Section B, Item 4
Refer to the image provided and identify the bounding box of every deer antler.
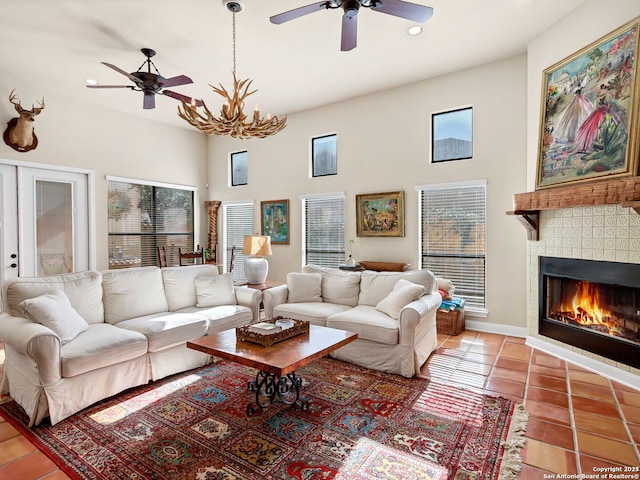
[8,89,44,115]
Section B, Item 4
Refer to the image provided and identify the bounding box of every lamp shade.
[242,235,272,256]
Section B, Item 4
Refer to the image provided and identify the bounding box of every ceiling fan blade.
[86,85,134,89]
[143,93,156,109]
[162,90,203,107]
[160,75,193,88]
[371,0,433,22]
[341,11,358,51]
[101,62,143,84]
[270,1,329,24]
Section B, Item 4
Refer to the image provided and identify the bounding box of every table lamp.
[242,235,272,284]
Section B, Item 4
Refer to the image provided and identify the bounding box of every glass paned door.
[35,180,74,275]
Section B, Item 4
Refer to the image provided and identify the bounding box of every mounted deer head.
[3,89,45,152]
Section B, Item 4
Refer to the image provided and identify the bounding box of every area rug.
[0,357,527,480]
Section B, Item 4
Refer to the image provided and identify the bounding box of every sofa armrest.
[0,313,62,385]
[234,286,263,321]
[397,292,441,346]
[262,285,289,319]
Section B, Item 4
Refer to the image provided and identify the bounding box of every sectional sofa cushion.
[3,270,104,324]
[19,290,89,344]
[161,264,221,311]
[274,302,351,326]
[326,305,399,345]
[302,265,361,307]
[195,273,236,307]
[286,273,322,303]
[102,267,169,324]
[375,279,426,320]
[358,270,433,306]
[115,312,209,352]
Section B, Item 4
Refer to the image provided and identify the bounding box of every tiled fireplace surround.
[526,204,640,389]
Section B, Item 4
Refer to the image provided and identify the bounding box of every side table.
[244,280,285,318]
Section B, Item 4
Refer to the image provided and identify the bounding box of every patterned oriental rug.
[0,357,528,480]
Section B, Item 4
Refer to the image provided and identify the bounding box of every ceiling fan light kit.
[270,0,433,51]
[177,0,287,139]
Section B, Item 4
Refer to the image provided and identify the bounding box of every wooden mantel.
[506,177,640,240]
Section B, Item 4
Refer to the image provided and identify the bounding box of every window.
[301,193,345,267]
[431,107,473,162]
[107,177,196,268]
[311,134,337,177]
[418,180,486,310]
[223,201,254,283]
[230,151,248,186]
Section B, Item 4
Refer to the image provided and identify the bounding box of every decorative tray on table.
[236,317,309,347]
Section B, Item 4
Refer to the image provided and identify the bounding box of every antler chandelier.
[178,1,286,139]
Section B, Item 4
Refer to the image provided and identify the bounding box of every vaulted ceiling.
[1,0,587,129]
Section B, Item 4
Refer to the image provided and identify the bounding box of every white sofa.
[263,265,441,378]
[0,264,261,426]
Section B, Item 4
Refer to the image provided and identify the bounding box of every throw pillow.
[19,290,89,344]
[287,273,322,303]
[375,279,426,320]
[195,273,236,307]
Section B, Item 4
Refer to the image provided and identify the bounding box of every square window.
[231,151,248,186]
[431,107,473,162]
[312,134,337,177]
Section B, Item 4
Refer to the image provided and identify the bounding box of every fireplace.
[539,256,640,369]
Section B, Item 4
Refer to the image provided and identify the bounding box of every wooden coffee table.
[187,324,357,414]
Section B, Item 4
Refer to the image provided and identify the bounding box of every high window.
[301,193,345,267]
[223,201,254,283]
[107,177,196,268]
[230,151,248,186]
[417,180,486,311]
[311,134,337,177]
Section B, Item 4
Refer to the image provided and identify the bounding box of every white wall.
[0,81,208,271]
[208,54,528,328]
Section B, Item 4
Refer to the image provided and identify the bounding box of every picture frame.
[536,18,640,190]
[261,199,289,245]
[431,107,473,163]
[311,133,337,177]
[356,191,404,237]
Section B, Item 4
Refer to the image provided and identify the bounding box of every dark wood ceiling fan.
[270,0,433,51]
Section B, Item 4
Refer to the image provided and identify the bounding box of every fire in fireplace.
[539,256,640,369]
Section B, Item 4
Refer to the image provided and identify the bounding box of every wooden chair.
[229,245,236,273]
[179,247,204,266]
[157,245,180,268]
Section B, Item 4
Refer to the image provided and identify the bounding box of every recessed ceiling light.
[85,79,98,86]
[407,25,423,36]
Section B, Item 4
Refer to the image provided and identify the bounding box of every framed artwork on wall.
[431,107,473,163]
[356,191,404,237]
[261,199,289,244]
[311,133,337,177]
[536,18,640,190]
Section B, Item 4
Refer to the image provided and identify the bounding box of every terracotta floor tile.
[568,370,610,387]
[522,438,577,474]
[531,353,566,369]
[567,362,592,372]
[490,367,527,383]
[0,422,20,443]
[620,403,640,424]
[575,431,638,466]
[474,332,506,344]
[0,436,38,464]
[494,357,529,372]
[448,370,487,389]
[456,359,492,376]
[41,472,73,480]
[517,463,556,479]
[0,450,58,480]
[466,343,501,355]
[612,380,640,393]
[527,386,569,408]
[525,417,574,450]
[419,364,453,381]
[505,336,526,344]
[616,389,640,407]
[579,454,629,473]
[571,381,616,403]
[499,343,532,362]
[571,395,622,419]
[484,377,525,398]
[435,346,467,359]
[528,373,568,392]
[525,399,571,425]
[530,363,567,379]
[573,410,630,441]
[627,423,640,444]
[460,351,496,365]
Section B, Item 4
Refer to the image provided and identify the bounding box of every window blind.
[107,179,195,268]
[224,202,254,283]
[303,194,345,267]
[419,181,486,310]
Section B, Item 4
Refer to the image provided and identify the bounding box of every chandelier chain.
[232,12,236,76]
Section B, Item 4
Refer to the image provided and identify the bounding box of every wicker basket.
[436,308,465,335]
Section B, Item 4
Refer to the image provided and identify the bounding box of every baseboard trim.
[526,336,640,390]
[465,319,527,338]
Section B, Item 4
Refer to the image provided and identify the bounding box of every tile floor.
[0,332,639,479]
